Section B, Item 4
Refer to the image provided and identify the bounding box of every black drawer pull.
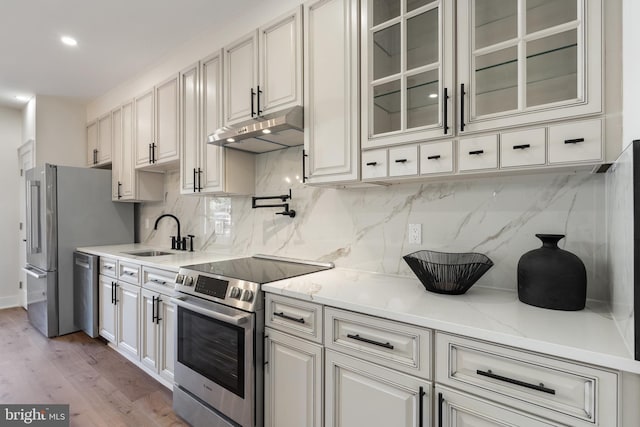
[366,161,378,166]
[346,333,394,350]
[476,369,556,395]
[427,155,441,160]
[469,150,484,155]
[274,311,305,324]
[394,158,408,163]
[513,144,530,150]
[564,138,585,144]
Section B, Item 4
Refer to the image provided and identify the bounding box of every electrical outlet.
[408,223,422,244]
[215,220,224,235]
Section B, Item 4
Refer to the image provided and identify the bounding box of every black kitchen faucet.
[153,214,194,251]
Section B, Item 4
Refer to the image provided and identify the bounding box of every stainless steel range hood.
[208,106,303,153]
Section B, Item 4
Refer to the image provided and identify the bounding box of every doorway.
[17,140,34,309]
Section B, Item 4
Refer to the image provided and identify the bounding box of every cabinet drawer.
[420,141,454,175]
[100,257,117,278]
[436,333,618,426]
[325,307,431,379]
[361,149,388,180]
[118,260,141,285]
[458,135,498,171]
[500,128,546,168]
[142,266,176,294]
[388,146,418,177]
[548,119,602,164]
[266,294,323,343]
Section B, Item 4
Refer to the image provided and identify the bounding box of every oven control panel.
[174,269,261,311]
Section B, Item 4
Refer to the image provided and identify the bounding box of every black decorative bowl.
[403,250,494,295]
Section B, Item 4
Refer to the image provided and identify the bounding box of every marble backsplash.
[607,142,635,355]
[140,146,608,301]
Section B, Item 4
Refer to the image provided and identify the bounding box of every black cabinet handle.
[93,149,98,165]
[469,150,484,155]
[346,333,394,349]
[476,369,556,395]
[366,161,378,166]
[250,88,256,117]
[443,87,449,135]
[151,295,156,323]
[117,181,122,199]
[418,386,425,427]
[197,168,203,191]
[302,149,308,183]
[148,143,152,164]
[427,155,441,160]
[257,85,263,115]
[152,143,156,163]
[394,159,408,163]
[193,168,197,192]
[513,144,531,150]
[113,283,118,305]
[111,282,115,304]
[460,83,466,132]
[156,297,162,324]
[438,392,443,427]
[564,138,585,144]
[273,311,305,324]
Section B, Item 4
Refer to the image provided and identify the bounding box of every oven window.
[177,306,245,398]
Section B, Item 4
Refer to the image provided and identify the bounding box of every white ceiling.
[0,0,254,109]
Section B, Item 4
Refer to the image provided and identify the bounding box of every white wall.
[35,96,86,167]
[0,106,23,307]
[86,0,302,120]
[623,0,640,149]
[22,97,35,143]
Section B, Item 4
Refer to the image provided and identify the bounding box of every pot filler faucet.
[153,214,194,251]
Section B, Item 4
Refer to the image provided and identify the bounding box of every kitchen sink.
[122,250,173,257]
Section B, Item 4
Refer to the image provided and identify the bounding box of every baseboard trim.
[0,295,19,309]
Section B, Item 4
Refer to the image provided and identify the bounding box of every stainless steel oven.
[172,255,332,427]
[172,294,262,427]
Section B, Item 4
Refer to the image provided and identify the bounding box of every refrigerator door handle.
[23,266,47,279]
[26,180,42,254]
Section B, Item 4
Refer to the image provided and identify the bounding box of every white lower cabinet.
[98,275,139,362]
[116,281,140,360]
[437,386,563,427]
[98,258,176,389]
[98,275,116,343]
[325,349,431,427]
[141,288,176,384]
[264,327,323,427]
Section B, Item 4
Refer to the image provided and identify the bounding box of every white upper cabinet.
[224,6,302,127]
[87,113,112,167]
[362,0,455,149]
[135,75,180,170]
[304,0,360,185]
[457,0,602,134]
[179,53,255,196]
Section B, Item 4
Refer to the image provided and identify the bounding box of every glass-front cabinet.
[361,0,602,149]
[362,0,454,148]
[458,0,602,134]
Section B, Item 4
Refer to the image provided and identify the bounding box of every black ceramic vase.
[517,234,586,311]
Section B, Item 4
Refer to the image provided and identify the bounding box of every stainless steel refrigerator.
[24,164,134,337]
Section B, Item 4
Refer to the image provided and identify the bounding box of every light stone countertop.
[262,267,640,375]
[75,244,640,374]
[76,244,238,272]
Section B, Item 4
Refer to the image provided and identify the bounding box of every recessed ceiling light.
[15,95,30,102]
[61,36,78,47]
[429,93,438,98]
[226,138,236,143]
[262,129,272,134]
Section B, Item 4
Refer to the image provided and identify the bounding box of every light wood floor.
[0,307,187,427]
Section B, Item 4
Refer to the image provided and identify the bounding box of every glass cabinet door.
[458,0,602,133]
[362,0,454,148]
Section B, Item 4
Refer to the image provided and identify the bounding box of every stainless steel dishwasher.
[73,251,99,338]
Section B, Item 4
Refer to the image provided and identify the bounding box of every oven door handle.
[170,297,251,325]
